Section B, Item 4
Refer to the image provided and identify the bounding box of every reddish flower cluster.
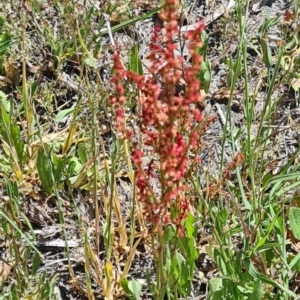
[111,0,207,235]
[204,152,245,200]
[222,152,244,179]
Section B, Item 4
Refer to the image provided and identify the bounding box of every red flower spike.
[110,1,210,235]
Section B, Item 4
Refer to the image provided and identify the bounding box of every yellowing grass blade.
[121,235,143,279]
[103,260,114,300]
[62,121,77,154]
[113,185,128,248]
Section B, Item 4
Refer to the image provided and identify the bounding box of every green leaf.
[250,280,263,300]
[0,177,43,257]
[120,278,131,295]
[209,277,223,292]
[245,259,297,297]
[289,207,300,240]
[251,215,278,254]
[128,279,142,300]
[162,225,175,246]
[10,118,24,165]
[214,248,230,276]
[84,56,96,68]
[260,38,272,68]
[66,159,77,178]
[32,253,41,276]
[100,6,162,36]
[51,151,70,183]
[78,144,90,164]
[171,251,184,276]
[291,78,300,92]
[0,91,12,114]
[200,60,211,93]
[268,173,300,202]
[128,44,143,75]
[0,104,24,165]
[55,107,74,123]
[37,147,53,194]
[30,81,39,97]
[288,252,300,271]
[185,213,195,239]
[146,269,152,293]
[0,104,12,142]
[0,32,13,55]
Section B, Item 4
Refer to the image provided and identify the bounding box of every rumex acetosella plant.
[110,0,215,298]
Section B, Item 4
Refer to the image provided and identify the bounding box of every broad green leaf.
[200,60,211,93]
[51,151,70,183]
[289,207,300,240]
[185,213,195,238]
[128,279,142,300]
[165,248,172,272]
[78,144,90,164]
[0,91,12,113]
[55,107,74,122]
[250,280,263,300]
[84,56,96,68]
[120,278,131,296]
[171,251,184,277]
[209,277,223,292]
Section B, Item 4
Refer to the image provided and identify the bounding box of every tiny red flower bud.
[194,108,202,122]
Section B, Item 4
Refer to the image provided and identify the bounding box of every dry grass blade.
[121,235,143,279]
[62,121,77,154]
[112,184,128,248]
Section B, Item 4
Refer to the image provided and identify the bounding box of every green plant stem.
[88,91,100,255]
[21,32,33,143]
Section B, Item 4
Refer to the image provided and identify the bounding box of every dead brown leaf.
[3,56,20,87]
[284,9,293,22]
[0,261,11,286]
